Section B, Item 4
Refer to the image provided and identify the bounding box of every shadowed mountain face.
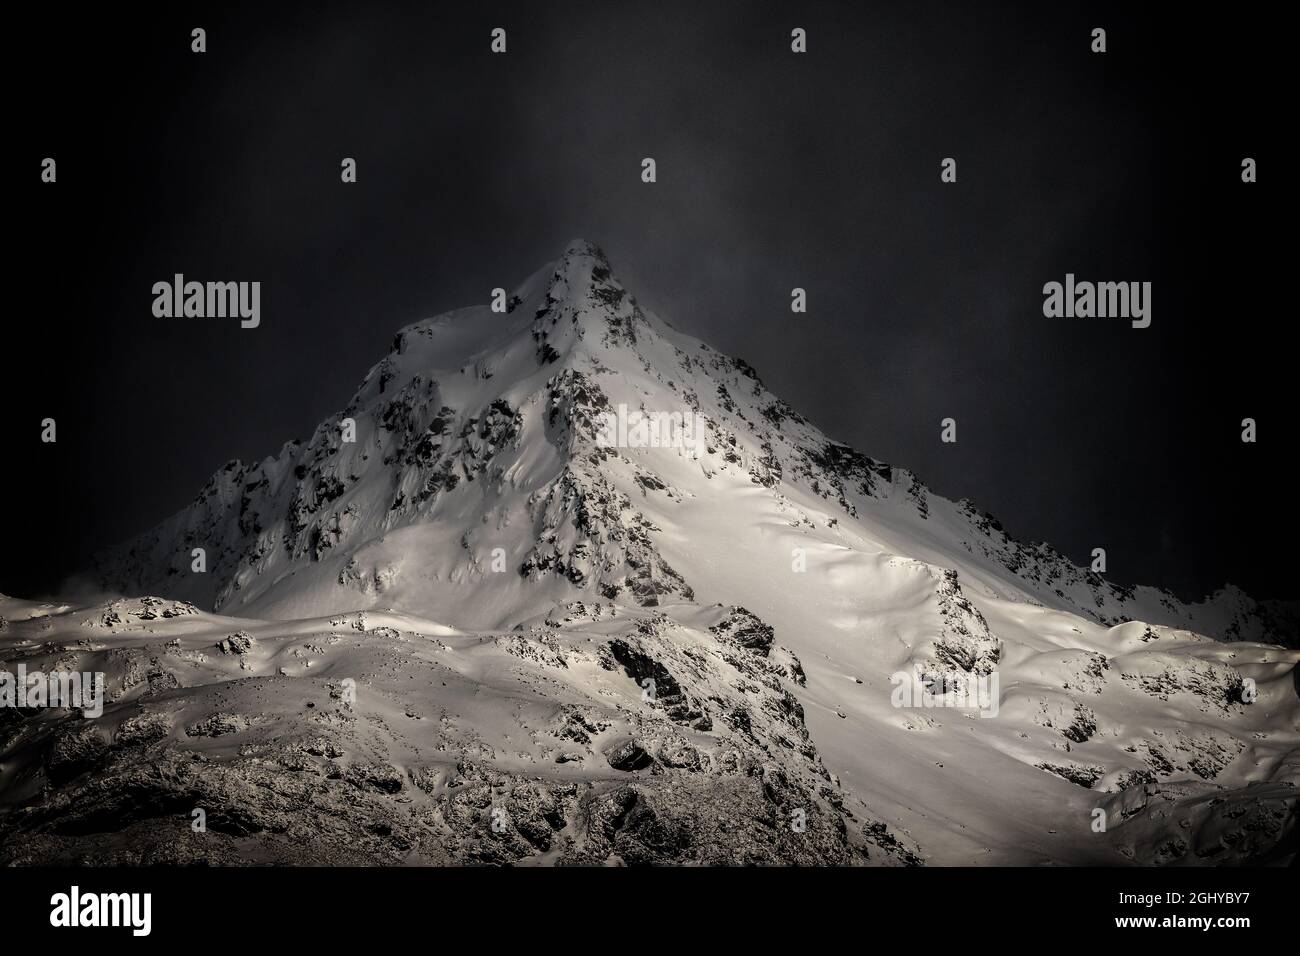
[2,242,1296,866]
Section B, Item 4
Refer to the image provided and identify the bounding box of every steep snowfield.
[3,241,1296,864]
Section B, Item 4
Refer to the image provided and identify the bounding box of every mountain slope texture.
[2,240,1295,865]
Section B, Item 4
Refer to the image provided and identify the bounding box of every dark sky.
[8,1,1289,603]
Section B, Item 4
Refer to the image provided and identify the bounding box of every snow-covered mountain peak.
[13,241,1296,865]
[93,240,1295,650]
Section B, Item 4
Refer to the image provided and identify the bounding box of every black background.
[6,1,1290,603]
[1,865,1285,941]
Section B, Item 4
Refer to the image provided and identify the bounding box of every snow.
[3,239,1296,865]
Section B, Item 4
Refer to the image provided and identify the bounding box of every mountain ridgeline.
[94,241,1293,646]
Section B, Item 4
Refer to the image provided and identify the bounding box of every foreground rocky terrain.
[0,596,921,865]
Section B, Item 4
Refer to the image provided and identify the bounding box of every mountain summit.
[95,239,1294,645]
[3,241,1294,865]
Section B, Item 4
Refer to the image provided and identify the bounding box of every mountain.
[92,240,1296,644]
[2,240,1296,865]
